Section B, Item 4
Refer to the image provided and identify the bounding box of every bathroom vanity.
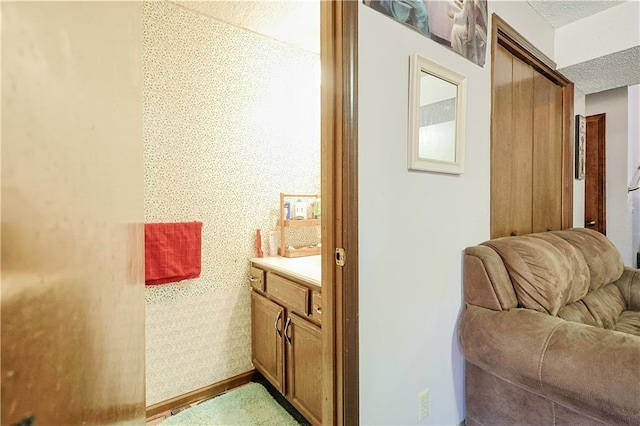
[249,255,322,425]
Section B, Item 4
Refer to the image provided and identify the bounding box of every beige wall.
[2,2,145,424]
[143,1,320,404]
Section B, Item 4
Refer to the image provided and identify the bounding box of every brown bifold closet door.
[491,15,573,239]
[491,45,534,238]
[532,74,564,233]
[1,2,145,425]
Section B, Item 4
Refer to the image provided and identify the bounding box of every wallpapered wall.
[143,0,320,405]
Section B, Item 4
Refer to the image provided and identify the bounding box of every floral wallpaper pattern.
[143,0,320,405]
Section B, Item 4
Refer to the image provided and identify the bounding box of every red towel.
[145,222,202,285]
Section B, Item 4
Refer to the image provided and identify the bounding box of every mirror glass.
[408,54,466,174]
[418,71,457,163]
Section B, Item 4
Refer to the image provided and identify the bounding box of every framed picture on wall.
[575,114,586,180]
[362,0,489,67]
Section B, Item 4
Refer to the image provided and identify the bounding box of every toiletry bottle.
[314,195,321,219]
[307,200,314,219]
[293,199,305,220]
[268,230,277,256]
[284,201,291,220]
[256,229,264,258]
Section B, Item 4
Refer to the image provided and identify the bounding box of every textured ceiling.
[170,1,637,94]
[173,1,320,54]
[526,0,626,28]
[528,0,639,94]
[559,46,640,94]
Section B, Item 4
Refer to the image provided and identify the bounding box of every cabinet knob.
[585,220,596,227]
[314,305,322,314]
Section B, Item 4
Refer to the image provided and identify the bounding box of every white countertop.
[250,255,321,288]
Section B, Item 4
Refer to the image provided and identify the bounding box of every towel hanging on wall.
[145,221,202,285]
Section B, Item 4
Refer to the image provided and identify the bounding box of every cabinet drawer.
[249,267,265,292]
[267,272,309,315]
[309,291,322,324]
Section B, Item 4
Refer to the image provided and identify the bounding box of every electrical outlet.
[418,389,429,421]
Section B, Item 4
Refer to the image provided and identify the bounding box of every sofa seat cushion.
[616,311,640,336]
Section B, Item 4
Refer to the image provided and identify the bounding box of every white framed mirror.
[408,54,467,174]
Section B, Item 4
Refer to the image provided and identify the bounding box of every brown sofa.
[459,228,640,425]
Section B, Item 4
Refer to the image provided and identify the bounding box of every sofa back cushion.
[482,234,590,315]
[557,283,626,328]
[551,228,624,290]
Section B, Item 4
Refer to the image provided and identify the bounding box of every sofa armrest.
[459,305,640,424]
[615,267,640,310]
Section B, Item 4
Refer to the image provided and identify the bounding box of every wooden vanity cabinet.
[250,267,322,426]
[250,292,285,393]
[286,313,322,425]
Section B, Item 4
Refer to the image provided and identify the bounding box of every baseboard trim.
[146,370,259,419]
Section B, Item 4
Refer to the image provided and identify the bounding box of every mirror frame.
[408,54,467,174]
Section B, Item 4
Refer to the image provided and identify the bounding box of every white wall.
[628,84,640,265]
[490,0,555,59]
[358,2,556,424]
[555,1,640,69]
[586,87,632,266]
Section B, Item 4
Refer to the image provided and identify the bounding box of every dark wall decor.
[575,114,586,180]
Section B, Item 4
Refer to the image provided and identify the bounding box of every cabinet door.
[251,292,285,393]
[286,313,322,426]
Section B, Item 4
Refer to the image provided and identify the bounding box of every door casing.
[321,1,359,425]
[585,113,607,234]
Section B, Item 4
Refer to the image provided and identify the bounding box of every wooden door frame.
[321,1,359,425]
[490,14,574,233]
[585,113,607,234]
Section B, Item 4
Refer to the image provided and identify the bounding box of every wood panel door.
[585,114,607,234]
[491,45,533,238]
[286,313,323,426]
[532,73,564,233]
[490,14,573,239]
[251,292,285,394]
